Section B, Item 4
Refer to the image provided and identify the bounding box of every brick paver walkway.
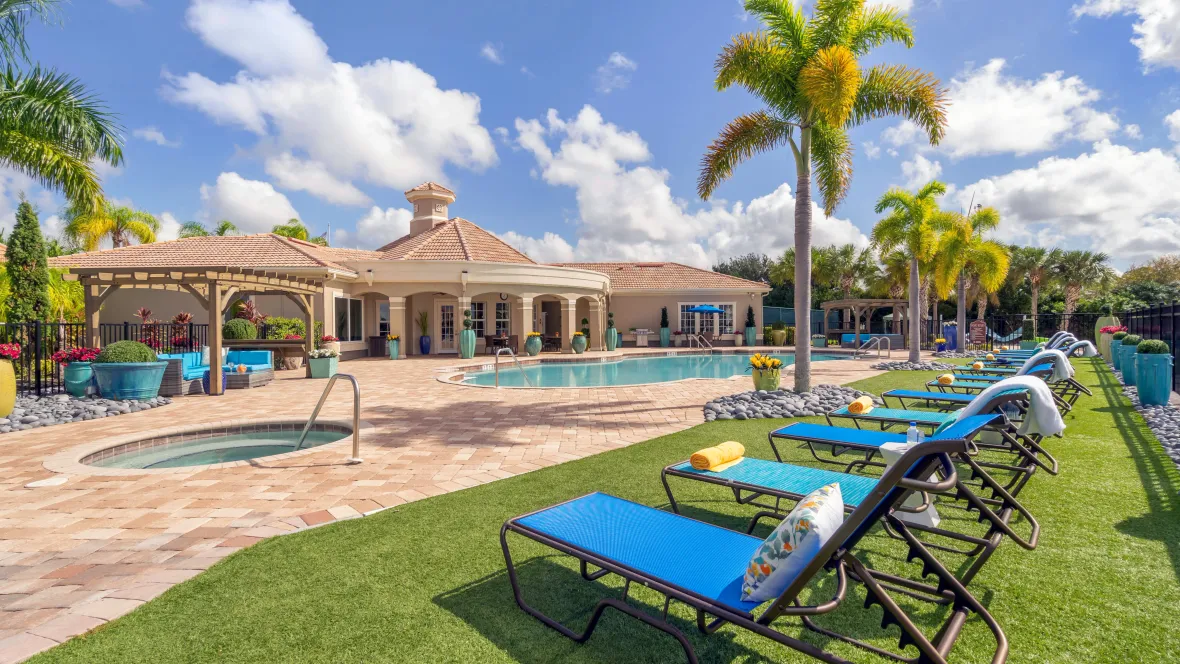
[0,348,885,661]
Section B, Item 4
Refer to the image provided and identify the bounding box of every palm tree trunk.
[956,272,966,349]
[794,154,813,393]
[1030,281,1039,338]
[1063,284,1078,329]
[976,292,988,320]
[908,258,920,363]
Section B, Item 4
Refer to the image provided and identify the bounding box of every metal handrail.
[687,334,713,349]
[854,335,890,359]
[495,347,533,388]
[293,372,362,463]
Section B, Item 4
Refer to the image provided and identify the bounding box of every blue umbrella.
[685,305,725,314]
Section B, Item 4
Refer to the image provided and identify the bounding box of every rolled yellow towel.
[937,373,955,385]
[972,361,984,370]
[847,395,874,415]
[985,353,995,361]
[690,441,746,471]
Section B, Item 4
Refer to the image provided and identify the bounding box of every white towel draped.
[1064,340,1099,357]
[959,376,1066,438]
[1018,349,1074,383]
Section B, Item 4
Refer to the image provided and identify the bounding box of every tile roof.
[48,234,362,276]
[552,262,769,291]
[404,181,455,196]
[376,218,535,264]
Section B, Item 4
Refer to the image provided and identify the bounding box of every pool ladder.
[494,347,533,388]
[293,373,362,464]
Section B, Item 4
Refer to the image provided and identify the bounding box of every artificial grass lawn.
[34,359,1180,663]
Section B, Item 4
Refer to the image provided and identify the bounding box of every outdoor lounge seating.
[503,434,1010,663]
[159,349,274,396]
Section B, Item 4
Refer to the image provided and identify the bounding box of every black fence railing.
[0,322,86,396]
[99,323,209,354]
[973,313,1106,351]
[1124,303,1179,394]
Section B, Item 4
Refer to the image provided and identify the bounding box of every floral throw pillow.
[742,482,844,603]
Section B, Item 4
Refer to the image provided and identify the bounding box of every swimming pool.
[82,423,352,469]
[461,353,846,388]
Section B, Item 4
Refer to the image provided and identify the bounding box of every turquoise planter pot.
[1112,343,1125,370]
[1019,340,1039,350]
[92,361,168,400]
[744,326,756,347]
[309,356,338,378]
[660,328,671,348]
[459,329,476,359]
[388,339,400,359]
[1136,353,1174,406]
[525,335,542,356]
[605,328,618,351]
[571,335,587,354]
[63,362,94,397]
[1119,346,1139,384]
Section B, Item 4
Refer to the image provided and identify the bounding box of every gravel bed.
[704,384,882,421]
[1120,382,1180,470]
[870,360,958,371]
[0,394,172,433]
[932,351,978,359]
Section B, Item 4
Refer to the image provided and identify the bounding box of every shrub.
[745,305,756,328]
[4,200,50,322]
[660,307,669,328]
[1112,331,1128,341]
[463,309,473,331]
[264,316,322,341]
[1100,304,1113,315]
[607,312,615,329]
[223,318,257,340]
[1121,334,1142,346]
[1138,339,1170,354]
[763,326,772,344]
[95,340,158,363]
[771,320,786,331]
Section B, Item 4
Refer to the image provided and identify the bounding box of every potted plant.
[770,321,788,347]
[222,318,257,341]
[1111,331,1128,370]
[52,347,100,397]
[673,330,684,347]
[525,331,542,356]
[1136,339,1173,406]
[1094,304,1120,351]
[308,347,339,378]
[387,334,400,359]
[581,317,590,339]
[811,334,826,348]
[605,312,618,351]
[748,353,783,391]
[0,343,18,417]
[90,340,169,400]
[416,310,430,355]
[660,307,671,347]
[571,331,587,354]
[1019,321,1037,351]
[1099,324,1125,364]
[459,309,476,359]
[744,306,757,347]
[1119,334,1142,385]
[283,334,305,369]
[935,337,947,352]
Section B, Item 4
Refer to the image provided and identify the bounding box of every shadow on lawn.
[1091,359,1180,580]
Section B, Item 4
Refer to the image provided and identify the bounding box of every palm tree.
[62,200,158,250]
[876,250,909,299]
[821,243,874,299]
[935,206,1009,333]
[1053,250,1114,327]
[0,2,123,211]
[769,246,826,287]
[271,218,327,246]
[870,181,954,362]
[1007,245,1061,337]
[179,219,239,238]
[697,0,947,390]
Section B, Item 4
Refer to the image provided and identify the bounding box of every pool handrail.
[854,335,890,360]
[294,372,362,463]
[494,347,533,388]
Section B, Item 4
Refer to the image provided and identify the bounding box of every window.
[719,304,735,334]
[679,302,737,336]
[679,305,696,334]
[378,302,390,336]
[470,302,486,337]
[334,296,363,341]
[495,302,511,335]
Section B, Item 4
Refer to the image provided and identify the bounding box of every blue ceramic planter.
[1112,342,1125,370]
[1119,345,1139,384]
[1136,353,1174,406]
[92,361,168,400]
[459,329,476,359]
[605,328,618,351]
[660,327,672,348]
[388,339,400,359]
[202,369,227,395]
[63,362,94,397]
[525,335,542,356]
[309,356,338,378]
[419,335,431,355]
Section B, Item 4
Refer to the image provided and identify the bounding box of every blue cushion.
[227,350,272,366]
[670,459,878,507]
[829,406,953,426]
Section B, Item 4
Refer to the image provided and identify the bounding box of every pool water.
[89,430,348,469]
[463,353,845,388]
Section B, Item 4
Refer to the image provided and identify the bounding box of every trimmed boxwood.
[94,340,157,364]
[1121,334,1142,346]
[223,318,258,340]
[1112,331,1128,341]
[1137,339,1170,354]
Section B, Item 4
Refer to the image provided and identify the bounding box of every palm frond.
[811,0,862,48]
[714,32,792,107]
[869,210,908,253]
[698,110,793,199]
[178,221,209,238]
[742,0,807,51]
[214,220,239,236]
[0,0,59,66]
[873,187,913,214]
[969,206,1001,233]
[849,64,946,142]
[798,45,860,128]
[123,219,156,245]
[972,240,1010,292]
[915,179,947,201]
[847,6,913,54]
[0,128,101,208]
[0,66,124,166]
[809,122,852,213]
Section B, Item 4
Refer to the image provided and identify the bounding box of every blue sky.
[9,0,1180,268]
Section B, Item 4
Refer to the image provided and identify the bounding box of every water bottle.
[906,422,919,444]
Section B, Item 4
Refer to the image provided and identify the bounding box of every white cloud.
[155,212,183,242]
[956,140,1180,264]
[164,0,497,194]
[863,141,881,159]
[507,106,867,267]
[199,172,300,234]
[498,231,576,263]
[1073,0,1180,71]
[264,152,371,205]
[520,66,535,79]
[1124,123,1143,139]
[332,206,412,248]
[899,154,942,189]
[132,126,180,148]
[0,169,57,237]
[493,126,510,144]
[1166,110,1180,142]
[884,59,1119,158]
[594,52,637,94]
[480,42,504,64]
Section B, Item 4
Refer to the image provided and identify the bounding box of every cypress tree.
[5,198,51,322]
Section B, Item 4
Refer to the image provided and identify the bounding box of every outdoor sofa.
[159,349,275,396]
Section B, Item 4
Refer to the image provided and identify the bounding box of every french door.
[437,301,457,353]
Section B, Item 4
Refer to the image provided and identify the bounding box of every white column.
[561,299,578,353]
[388,296,406,358]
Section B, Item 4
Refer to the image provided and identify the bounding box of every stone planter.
[771,329,787,346]
[0,359,14,418]
[92,361,169,400]
[388,339,400,359]
[811,338,826,348]
[744,326,756,347]
[1099,333,1115,363]
[323,341,341,355]
[674,335,683,347]
[1136,353,1174,406]
[309,356,339,379]
[660,327,671,348]
[571,335,587,354]
[605,328,618,351]
[282,353,304,370]
[752,368,780,391]
[1094,315,1119,347]
[63,362,94,397]
[525,335,542,356]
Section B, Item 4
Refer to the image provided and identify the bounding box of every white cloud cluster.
[1166,109,1180,142]
[132,126,180,148]
[263,153,371,206]
[594,52,637,93]
[332,206,413,249]
[480,42,504,64]
[1073,0,1180,71]
[164,0,497,204]
[899,154,942,189]
[198,172,300,234]
[504,106,867,267]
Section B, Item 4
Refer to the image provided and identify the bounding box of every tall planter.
[659,327,671,348]
[1137,353,1174,406]
[751,368,780,391]
[64,362,94,397]
[1099,333,1115,363]
[1094,316,1119,347]
[92,361,168,400]
[771,329,787,346]
[571,335,587,354]
[525,335,542,356]
[309,356,339,379]
[459,329,476,359]
[744,326,756,347]
[388,339,400,359]
[1112,342,1124,371]
[1119,346,1139,385]
[0,360,14,418]
[605,328,618,351]
[419,335,431,355]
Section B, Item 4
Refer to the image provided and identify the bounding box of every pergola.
[52,235,351,395]
[820,298,910,345]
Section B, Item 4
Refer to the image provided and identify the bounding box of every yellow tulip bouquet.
[748,353,783,390]
[747,353,784,371]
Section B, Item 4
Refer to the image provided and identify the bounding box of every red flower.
[50,347,100,365]
[0,343,21,360]
[284,334,303,340]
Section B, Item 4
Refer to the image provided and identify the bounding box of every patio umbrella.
[685,305,725,314]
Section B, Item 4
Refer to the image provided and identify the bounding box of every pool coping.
[434,347,860,389]
[43,417,377,477]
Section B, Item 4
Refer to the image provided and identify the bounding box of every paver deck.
[0,347,888,661]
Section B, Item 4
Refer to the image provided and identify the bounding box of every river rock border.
[704,384,882,421]
[870,360,957,371]
[0,394,172,434]
[1121,385,1180,470]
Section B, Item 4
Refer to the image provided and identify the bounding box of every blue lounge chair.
[929,365,1088,408]
[503,437,1010,664]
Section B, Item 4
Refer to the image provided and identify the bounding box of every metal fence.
[762,307,827,336]
[0,322,86,396]
[1124,303,1179,393]
[974,313,1105,351]
[99,322,209,354]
